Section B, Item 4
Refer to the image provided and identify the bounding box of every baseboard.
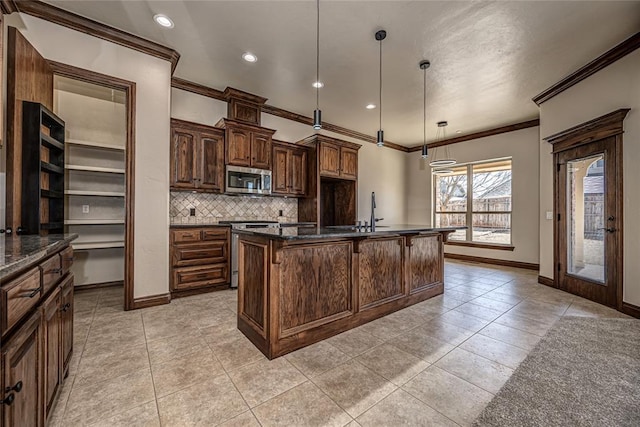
[621,302,640,319]
[444,253,539,270]
[171,283,231,299]
[74,280,124,291]
[538,275,555,287]
[131,293,171,310]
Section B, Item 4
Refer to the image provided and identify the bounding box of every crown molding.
[0,0,18,14]
[407,119,539,152]
[533,31,640,106]
[16,0,180,73]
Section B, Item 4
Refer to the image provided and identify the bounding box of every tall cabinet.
[54,76,127,287]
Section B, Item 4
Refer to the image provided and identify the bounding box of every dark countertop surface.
[169,222,316,229]
[1,234,78,281]
[232,225,465,241]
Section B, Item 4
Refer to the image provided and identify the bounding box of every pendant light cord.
[379,39,383,131]
[316,0,320,110]
[423,67,426,148]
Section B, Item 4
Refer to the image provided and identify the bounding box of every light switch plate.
[82,205,90,214]
[546,211,553,220]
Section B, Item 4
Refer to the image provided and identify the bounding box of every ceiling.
[44,1,640,146]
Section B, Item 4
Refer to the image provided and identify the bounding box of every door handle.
[5,381,22,393]
[597,228,616,233]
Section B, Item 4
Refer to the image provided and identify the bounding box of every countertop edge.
[233,226,464,241]
[1,234,78,281]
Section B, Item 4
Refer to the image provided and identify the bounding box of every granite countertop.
[169,222,316,228]
[0,234,78,281]
[232,225,465,241]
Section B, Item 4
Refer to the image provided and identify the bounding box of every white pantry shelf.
[65,190,125,197]
[73,241,125,250]
[66,139,125,151]
[65,219,125,225]
[66,164,125,174]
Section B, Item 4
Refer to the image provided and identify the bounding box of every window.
[434,159,512,246]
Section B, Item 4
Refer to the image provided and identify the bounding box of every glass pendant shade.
[429,121,456,166]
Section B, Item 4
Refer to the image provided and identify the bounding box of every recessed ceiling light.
[366,104,376,110]
[312,81,324,88]
[242,52,258,63]
[456,130,462,134]
[153,14,174,28]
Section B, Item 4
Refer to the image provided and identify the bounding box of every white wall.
[8,14,172,299]
[406,126,540,264]
[539,49,640,306]
[171,88,409,225]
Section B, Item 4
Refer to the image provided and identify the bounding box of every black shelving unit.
[22,101,66,235]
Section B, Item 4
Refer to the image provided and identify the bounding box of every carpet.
[474,317,640,427]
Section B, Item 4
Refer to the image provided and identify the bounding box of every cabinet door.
[2,311,41,427]
[251,132,272,169]
[272,146,290,194]
[199,131,224,192]
[319,142,341,178]
[171,127,198,189]
[227,128,251,167]
[290,149,307,196]
[340,147,358,180]
[41,287,61,419]
[60,275,74,375]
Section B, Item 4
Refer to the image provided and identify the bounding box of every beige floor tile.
[89,401,160,427]
[388,329,455,363]
[65,369,155,425]
[218,410,261,427]
[327,327,384,357]
[48,374,76,424]
[459,334,529,369]
[437,310,491,332]
[404,299,451,317]
[508,299,567,320]
[285,341,351,377]
[402,366,493,426]
[313,359,397,418]
[146,332,209,366]
[253,381,352,427]
[435,348,513,394]
[357,389,457,427]
[208,330,267,371]
[75,343,150,386]
[479,291,524,305]
[564,299,631,318]
[454,302,506,321]
[358,314,417,341]
[142,311,200,341]
[478,322,542,350]
[356,343,429,385]
[467,296,517,312]
[228,357,307,407]
[152,348,225,397]
[82,328,147,358]
[447,285,487,297]
[420,318,476,345]
[157,374,249,426]
[345,421,362,427]
[494,311,558,336]
[199,314,239,340]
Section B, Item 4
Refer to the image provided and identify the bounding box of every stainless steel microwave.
[226,165,272,195]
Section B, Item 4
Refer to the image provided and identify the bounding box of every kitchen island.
[233,225,462,358]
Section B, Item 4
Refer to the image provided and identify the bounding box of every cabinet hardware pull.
[64,257,74,261]
[5,381,22,393]
[61,303,71,312]
[1,394,14,406]
[597,227,616,233]
[19,287,41,298]
[46,268,62,274]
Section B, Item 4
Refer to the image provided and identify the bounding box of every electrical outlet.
[546,211,553,220]
[190,208,196,216]
[278,209,283,216]
[82,205,90,214]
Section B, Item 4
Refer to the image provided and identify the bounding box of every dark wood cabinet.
[251,133,271,169]
[226,127,251,167]
[2,311,41,427]
[41,287,60,419]
[170,119,224,192]
[170,226,230,297]
[60,275,73,375]
[218,119,275,170]
[318,140,358,180]
[340,147,358,180]
[272,142,308,197]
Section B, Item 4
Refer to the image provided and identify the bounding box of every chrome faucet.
[370,192,384,231]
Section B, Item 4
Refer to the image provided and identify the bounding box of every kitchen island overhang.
[234,225,464,359]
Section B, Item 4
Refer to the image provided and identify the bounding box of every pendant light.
[429,121,456,166]
[375,29,386,146]
[419,60,430,159]
[313,0,322,130]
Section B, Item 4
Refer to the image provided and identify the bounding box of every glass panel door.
[566,154,605,283]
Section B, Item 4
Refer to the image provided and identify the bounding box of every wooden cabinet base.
[237,232,446,359]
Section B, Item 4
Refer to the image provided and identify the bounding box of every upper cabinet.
[313,136,360,180]
[217,119,275,170]
[170,119,224,192]
[272,141,308,197]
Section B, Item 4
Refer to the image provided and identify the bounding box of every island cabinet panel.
[60,275,74,374]
[278,242,353,337]
[238,241,267,335]
[409,234,443,294]
[357,237,405,310]
[41,287,61,419]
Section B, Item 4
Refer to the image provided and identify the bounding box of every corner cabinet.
[217,119,276,170]
[272,142,308,197]
[170,119,225,192]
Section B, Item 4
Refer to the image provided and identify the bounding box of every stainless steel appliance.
[226,165,272,195]
[223,221,280,288]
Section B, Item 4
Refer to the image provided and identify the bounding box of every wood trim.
[0,1,17,14]
[130,293,171,310]
[171,77,225,101]
[621,302,640,319]
[537,275,554,287]
[17,1,180,73]
[170,283,230,299]
[48,61,137,312]
[408,119,540,152]
[444,253,539,270]
[533,32,640,105]
[74,280,123,292]
[445,241,515,251]
[544,109,630,153]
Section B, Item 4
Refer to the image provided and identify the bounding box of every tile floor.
[49,260,630,427]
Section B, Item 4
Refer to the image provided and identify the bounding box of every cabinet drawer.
[172,243,228,267]
[172,264,229,291]
[60,246,74,274]
[2,268,42,333]
[172,229,202,243]
[40,255,62,294]
[202,228,229,241]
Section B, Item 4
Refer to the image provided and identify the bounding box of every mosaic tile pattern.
[170,192,298,224]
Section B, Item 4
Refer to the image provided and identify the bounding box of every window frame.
[433,158,513,249]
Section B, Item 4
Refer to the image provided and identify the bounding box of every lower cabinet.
[42,287,61,419]
[60,276,74,375]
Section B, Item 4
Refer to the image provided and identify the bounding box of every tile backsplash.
[170,192,298,224]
